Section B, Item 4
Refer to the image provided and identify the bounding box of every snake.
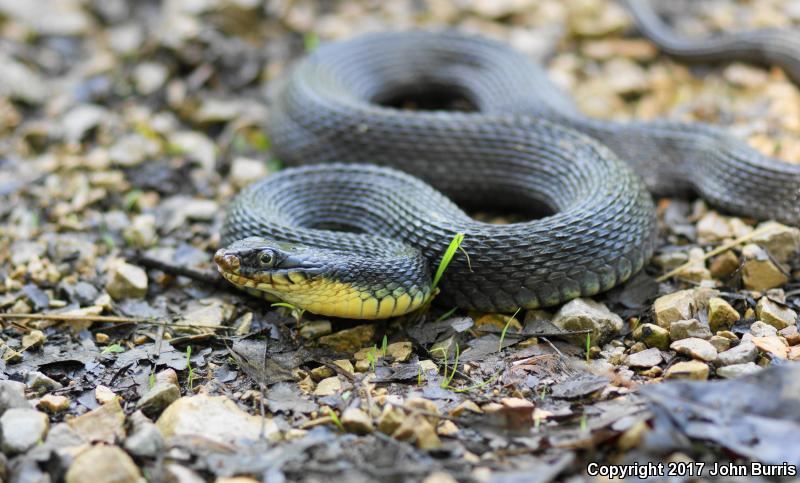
[215,1,800,320]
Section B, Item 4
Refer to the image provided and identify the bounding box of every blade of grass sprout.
[430,346,449,387]
[101,343,125,354]
[186,345,195,391]
[327,408,344,431]
[585,333,591,362]
[271,302,299,311]
[434,307,458,323]
[381,335,388,357]
[498,307,522,351]
[441,343,460,388]
[366,347,377,372]
[432,233,465,291]
[453,370,500,393]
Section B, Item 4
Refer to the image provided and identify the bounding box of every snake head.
[214,237,325,290]
[215,236,432,319]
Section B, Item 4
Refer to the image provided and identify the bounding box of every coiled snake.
[215,0,800,319]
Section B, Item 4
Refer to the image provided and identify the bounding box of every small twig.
[539,337,566,358]
[655,225,774,283]
[131,251,229,289]
[0,313,230,331]
[477,326,593,338]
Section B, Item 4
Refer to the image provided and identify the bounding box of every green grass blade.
[327,408,344,431]
[432,233,465,291]
[453,371,499,393]
[433,307,457,323]
[498,307,522,351]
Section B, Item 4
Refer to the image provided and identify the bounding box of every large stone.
[717,362,762,379]
[752,221,800,263]
[68,399,126,444]
[696,211,732,243]
[653,289,718,329]
[551,298,623,345]
[708,335,732,353]
[133,62,168,95]
[756,297,797,330]
[392,414,441,450]
[669,319,712,341]
[179,298,235,331]
[318,324,377,353]
[377,405,405,435]
[626,347,663,368]
[108,133,159,167]
[664,361,709,380]
[106,261,148,300]
[0,0,90,36]
[136,381,180,417]
[0,380,31,415]
[741,244,789,291]
[156,394,280,445]
[716,342,758,366]
[123,214,157,249]
[62,104,107,142]
[299,320,332,339]
[752,336,788,359]
[22,330,45,351]
[26,371,63,394]
[750,321,778,337]
[670,338,717,362]
[230,157,268,188]
[386,341,413,362]
[38,394,70,413]
[632,323,670,350]
[341,408,373,435]
[673,247,711,282]
[124,411,164,458]
[708,297,740,333]
[313,377,342,397]
[709,250,740,279]
[0,408,49,454]
[65,445,142,483]
[168,131,217,171]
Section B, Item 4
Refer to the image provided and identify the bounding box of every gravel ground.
[1,1,799,482]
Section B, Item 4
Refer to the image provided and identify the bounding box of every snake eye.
[258,250,276,267]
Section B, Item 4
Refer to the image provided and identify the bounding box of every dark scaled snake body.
[216,0,800,319]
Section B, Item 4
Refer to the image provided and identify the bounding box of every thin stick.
[0,313,229,331]
[655,225,774,283]
[131,251,228,288]
[0,313,145,323]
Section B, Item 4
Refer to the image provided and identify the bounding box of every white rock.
[0,408,49,454]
